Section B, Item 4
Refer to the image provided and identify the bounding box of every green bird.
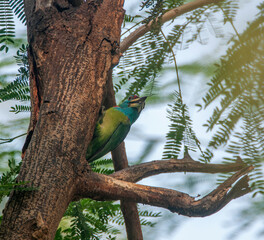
[86,95,147,162]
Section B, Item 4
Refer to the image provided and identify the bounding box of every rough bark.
[0,0,124,239]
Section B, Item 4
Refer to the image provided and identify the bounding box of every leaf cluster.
[200,2,264,196]
[0,0,25,52]
[140,0,183,26]
[0,158,35,207]
[90,158,115,175]
[0,159,20,202]
[56,199,121,240]
[0,44,30,113]
[116,4,220,100]
[162,92,202,160]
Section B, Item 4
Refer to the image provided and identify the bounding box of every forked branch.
[77,165,252,217]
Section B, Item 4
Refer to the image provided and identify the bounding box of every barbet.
[86,95,147,162]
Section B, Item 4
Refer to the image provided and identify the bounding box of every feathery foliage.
[163,92,202,160]
[10,104,31,114]
[203,4,263,130]
[115,3,223,99]
[0,44,30,112]
[0,158,36,210]
[200,2,264,195]
[218,0,239,23]
[56,198,162,240]
[56,199,121,240]
[111,209,161,228]
[0,0,14,52]
[0,0,25,52]
[201,1,263,154]
[140,0,184,25]
[217,108,264,196]
[8,0,26,23]
[0,159,20,203]
[89,158,115,175]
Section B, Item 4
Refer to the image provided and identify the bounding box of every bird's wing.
[86,108,131,162]
[87,122,130,162]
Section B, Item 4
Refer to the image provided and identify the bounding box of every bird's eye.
[128,95,139,101]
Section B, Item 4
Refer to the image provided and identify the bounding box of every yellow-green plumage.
[86,95,147,162]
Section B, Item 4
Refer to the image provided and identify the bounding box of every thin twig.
[0,133,27,145]
[160,29,182,100]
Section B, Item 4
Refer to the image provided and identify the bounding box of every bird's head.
[118,95,147,123]
[120,95,147,113]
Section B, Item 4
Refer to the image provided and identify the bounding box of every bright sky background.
[0,1,262,240]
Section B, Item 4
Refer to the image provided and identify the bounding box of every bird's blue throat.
[114,106,140,124]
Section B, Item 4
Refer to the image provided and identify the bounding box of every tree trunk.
[0,1,124,239]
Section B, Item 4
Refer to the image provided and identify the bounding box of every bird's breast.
[99,108,130,136]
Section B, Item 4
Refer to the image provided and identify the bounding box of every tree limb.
[120,0,224,53]
[111,155,247,183]
[77,166,253,217]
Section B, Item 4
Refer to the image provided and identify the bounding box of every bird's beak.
[129,96,147,112]
[129,96,147,104]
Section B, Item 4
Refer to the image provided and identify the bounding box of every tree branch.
[120,0,224,53]
[103,70,143,240]
[77,166,253,217]
[111,155,247,183]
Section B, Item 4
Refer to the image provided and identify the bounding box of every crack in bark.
[22,45,43,159]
